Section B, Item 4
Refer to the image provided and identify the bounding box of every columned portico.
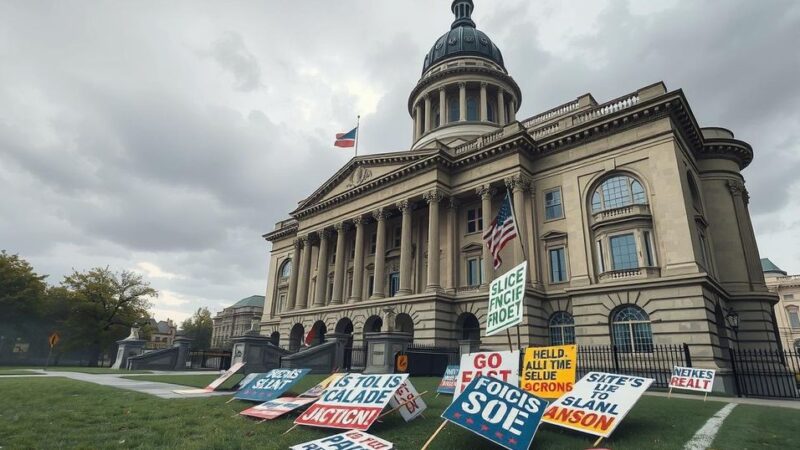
[424,189,444,292]
[349,217,365,302]
[478,185,495,287]
[287,239,301,310]
[497,88,506,125]
[397,200,413,296]
[506,175,529,266]
[424,95,432,133]
[314,230,330,307]
[296,235,312,309]
[479,82,488,121]
[331,222,348,305]
[458,82,467,122]
[371,209,387,299]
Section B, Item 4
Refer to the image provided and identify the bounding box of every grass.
[0,365,154,374]
[3,375,790,449]
[123,374,246,390]
[0,369,42,376]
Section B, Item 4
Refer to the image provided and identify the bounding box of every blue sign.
[234,368,311,402]
[437,365,459,395]
[441,376,549,450]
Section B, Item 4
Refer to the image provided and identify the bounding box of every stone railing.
[599,267,660,282]
[777,275,800,282]
[455,285,482,294]
[522,100,580,128]
[454,128,505,155]
[573,94,640,125]
[530,123,559,140]
[592,204,650,225]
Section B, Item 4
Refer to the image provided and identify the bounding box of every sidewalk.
[645,390,800,410]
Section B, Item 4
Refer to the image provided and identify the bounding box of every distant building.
[145,318,177,350]
[211,295,265,349]
[762,258,800,352]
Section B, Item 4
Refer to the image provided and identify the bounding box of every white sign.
[454,350,520,399]
[669,366,716,393]
[542,371,654,438]
[486,261,527,336]
[290,430,393,450]
[387,379,427,422]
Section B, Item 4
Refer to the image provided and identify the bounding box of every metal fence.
[730,348,800,398]
[575,344,691,388]
[406,343,460,365]
[189,350,231,371]
[344,346,366,372]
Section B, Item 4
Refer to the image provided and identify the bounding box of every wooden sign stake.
[506,329,514,352]
[703,392,708,402]
[667,387,672,398]
[593,436,604,447]
[282,424,298,435]
[378,391,429,419]
[226,397,236,404]
[421,420,448,450]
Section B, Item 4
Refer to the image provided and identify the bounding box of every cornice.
[263,223,298,242]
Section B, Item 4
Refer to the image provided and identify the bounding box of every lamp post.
[726,308,740,341]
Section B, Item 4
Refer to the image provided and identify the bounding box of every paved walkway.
[645,390,800,410]
[0,369,231,399]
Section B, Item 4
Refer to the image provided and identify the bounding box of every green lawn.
[124,374,246,390]
[3,374,788,449]
[0,369,42,375]
[0,366,153,374]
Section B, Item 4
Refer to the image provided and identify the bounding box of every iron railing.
[189,350,231,371]
[729,348,800,398]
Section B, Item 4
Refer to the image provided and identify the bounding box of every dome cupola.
[409,0,522,150]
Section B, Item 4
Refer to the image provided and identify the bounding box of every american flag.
[482,192,517,270]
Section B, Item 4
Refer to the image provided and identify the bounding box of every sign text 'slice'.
[487,261,526,336]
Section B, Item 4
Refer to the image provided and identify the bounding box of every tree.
[181,307,213,350]
[0,251,48,357]
[60,267,156,366]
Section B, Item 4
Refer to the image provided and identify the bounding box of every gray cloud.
[204,32,263,92]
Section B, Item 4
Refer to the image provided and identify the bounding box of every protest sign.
[442,376,548,450]
[486,261,527,336]
[233,372,260,391]
[300,373,345,398]
[173,361,246,394]
[240,396,317,420]
[543,371,654,438]
[454,350,519,398]
[294,373,408,431]
[289,430,393,450]
[669,366,715,393]
[387,379,427,422]
[521,344,577,398]
[234,368,310,402]
[437,365,459,395]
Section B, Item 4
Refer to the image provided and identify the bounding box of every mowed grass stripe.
[0,375,768,449]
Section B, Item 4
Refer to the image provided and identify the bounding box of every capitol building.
[259,0,779,372]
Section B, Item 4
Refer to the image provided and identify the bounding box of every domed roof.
[230,295,265,309]
[422,1,505,74]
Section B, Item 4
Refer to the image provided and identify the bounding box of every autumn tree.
[181,307,213,350]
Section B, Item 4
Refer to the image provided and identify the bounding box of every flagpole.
[505,189,529,263]
[354,115,361,157]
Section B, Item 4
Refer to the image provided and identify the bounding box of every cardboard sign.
[669,366,716,393]
[233,372,260,391]
[521,345,577,398]
[486,261,527,336]
[300,373,345,398]
[289,430,393,450]
[234,368,310,402]
[442,376,548,450]
[437,365,459,395]
[240,396,317,420]
[173,361,246,394]
[454,350,520,398]
[387,379,426,422]
[543,372,654,438]
[295,373,408,431]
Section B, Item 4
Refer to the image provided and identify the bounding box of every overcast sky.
[1,0,798,323]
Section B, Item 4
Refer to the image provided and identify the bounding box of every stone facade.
[762,259,800,352]
[259,0,778,374]
[211,295,264,350]
[145,318,177,350]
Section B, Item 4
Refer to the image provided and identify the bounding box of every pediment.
[461,242,483,252]
[294,150,437,213]
[541,230,568,241]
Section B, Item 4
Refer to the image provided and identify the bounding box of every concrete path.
[0,369,232,399]
[645,390,800,410]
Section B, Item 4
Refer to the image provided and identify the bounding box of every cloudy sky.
[1,0,798,322]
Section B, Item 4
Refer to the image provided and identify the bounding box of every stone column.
[296,235,312,309]
[480,82,488,121]
[478,185,496,286]
[331,222,348,305]
[314,230,330,307]
[497,88,506,126]
[287,239,301,310]
[424,94,432,133]
[509,99,517,122]
[506,175,530,266]
[414,104,422,140]
[525,186,541,287]
[349,216,365,302]
[459,82,467,121]
[438,87,446,126]
[397,199,413,295]
[446,198,459,291]
[371,209,387,299]
[424,189,444,292]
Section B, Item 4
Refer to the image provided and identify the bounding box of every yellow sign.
[396,354,408,373]
[48,332,60,348]
[521,344,577,398]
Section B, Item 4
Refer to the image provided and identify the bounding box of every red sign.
[240,397,316,420]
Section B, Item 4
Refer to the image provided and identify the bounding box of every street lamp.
[725,309,740,339]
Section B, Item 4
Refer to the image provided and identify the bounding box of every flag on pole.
[334,127,358,148]
[482,192,518,269]
[304,327,316,346]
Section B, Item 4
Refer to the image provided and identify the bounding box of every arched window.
[279,260,292,279]
[611,305,653,353]
[466,96,479,121]
[448,97,460,123]
[549,312,575,345]
[591,174,647,213]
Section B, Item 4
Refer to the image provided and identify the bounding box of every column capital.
[352,216,365,226]
[333,222,351,232]
[372,208,387,222]
[293,238,303,249]
[396,199,411,212]
[458,81,467,88]
[423,188,445,204]
[316,229,333,240]
[298,235,310,244]
[438,86,447,93]
[505,175,531,193]
[448,197,460,209]
[480,81,489,88]
[476,185,497,200]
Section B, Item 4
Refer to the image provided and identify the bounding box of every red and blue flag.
[334,127,358,148]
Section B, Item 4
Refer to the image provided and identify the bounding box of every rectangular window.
[389,272,400,297]
[467,257,483,286]
[369,233,377,255]
[549,247,567,283]
[466,207,483,233]
[393,227,402,249]
[610,233,639,270]
[788,309,800,329]
[278,294,287,312]
[785,294,795,300]
[368,275,374,297]
[544,188,564,220]
[643,231,654,266]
